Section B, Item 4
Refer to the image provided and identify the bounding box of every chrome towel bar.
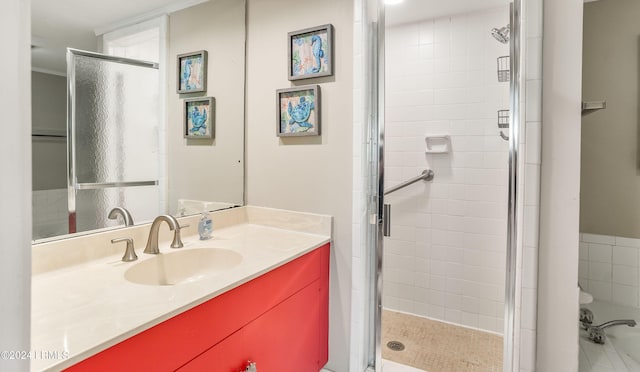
[383,169,434,196]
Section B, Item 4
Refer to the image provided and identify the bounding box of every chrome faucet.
[144,215,184,254]
[595,319,637,329]
[108,207,134,226]
[586,319,637,344]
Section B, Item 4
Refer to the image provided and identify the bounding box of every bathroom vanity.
[31,207,331,371]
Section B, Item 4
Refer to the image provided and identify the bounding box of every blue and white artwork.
[178,51,207,93]
[277,86,320,137]
[289,25,333,80]
[185,98,214,138]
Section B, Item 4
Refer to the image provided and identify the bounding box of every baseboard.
[321,365,373,372]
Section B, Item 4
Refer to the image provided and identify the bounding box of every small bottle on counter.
[245,361,257,372]
[198,211,213,240]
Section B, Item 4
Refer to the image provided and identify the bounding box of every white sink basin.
[124,248,243,286]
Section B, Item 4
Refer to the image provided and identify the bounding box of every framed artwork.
[184,97,214,139]
[288,24,333,81]
[177,50,208,93]
[276,85,320,137]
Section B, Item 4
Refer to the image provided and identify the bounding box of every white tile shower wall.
[579,233,640,308]
[383,6,510,334]
[32,189,68,240]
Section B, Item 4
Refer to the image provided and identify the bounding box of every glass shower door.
[67,49,161,234]
[370,1,522,371]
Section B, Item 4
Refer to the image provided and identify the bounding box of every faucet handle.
[588,327,605,344]
[112,237,138,262]
[171,223,189,249]
[580,308,594,327]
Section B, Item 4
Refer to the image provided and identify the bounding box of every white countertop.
[31,207,331,371]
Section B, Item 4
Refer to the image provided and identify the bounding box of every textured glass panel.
[75,186,160,233]
[73,55,160,184]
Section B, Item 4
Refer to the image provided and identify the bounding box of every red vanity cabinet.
[65,243,330,372]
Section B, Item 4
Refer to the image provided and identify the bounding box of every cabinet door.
[243,281,323,372]
[179,281,324,372]
[65,245,330,371]
[177,329,245,372]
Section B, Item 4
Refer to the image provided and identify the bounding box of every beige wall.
[245,0,353,370]
[0,0,31,369]
[580,0,640,239]
[537,0,583,370]
[167,0,245,214]
[31,71,66,190]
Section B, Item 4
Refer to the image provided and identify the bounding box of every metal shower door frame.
[66,48,160,233]
[503,1,521,370]
[368,1,522,370]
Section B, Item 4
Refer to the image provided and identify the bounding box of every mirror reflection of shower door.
[67,49,161,234]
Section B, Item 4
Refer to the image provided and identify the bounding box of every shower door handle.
[383,204,391,237]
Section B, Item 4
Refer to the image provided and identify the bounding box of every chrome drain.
[386,341,405,351]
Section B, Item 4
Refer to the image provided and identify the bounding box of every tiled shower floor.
[382,310,503,372]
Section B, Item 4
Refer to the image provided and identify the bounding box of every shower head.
[491,25,510,44]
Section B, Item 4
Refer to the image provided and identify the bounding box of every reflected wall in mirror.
[31,0,246,241]
[578,0,640,309]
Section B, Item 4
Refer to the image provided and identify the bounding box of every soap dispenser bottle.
[198,211,213,240]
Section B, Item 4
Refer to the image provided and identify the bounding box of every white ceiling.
[386,0,510,26]
[31,0,208,74]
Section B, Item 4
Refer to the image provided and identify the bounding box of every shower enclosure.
[361,0,522,370]
[66,49,162,234]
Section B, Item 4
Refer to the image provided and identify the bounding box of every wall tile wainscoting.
[579,234,640,307]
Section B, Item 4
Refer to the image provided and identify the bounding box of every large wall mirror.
[31,0,246,242]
